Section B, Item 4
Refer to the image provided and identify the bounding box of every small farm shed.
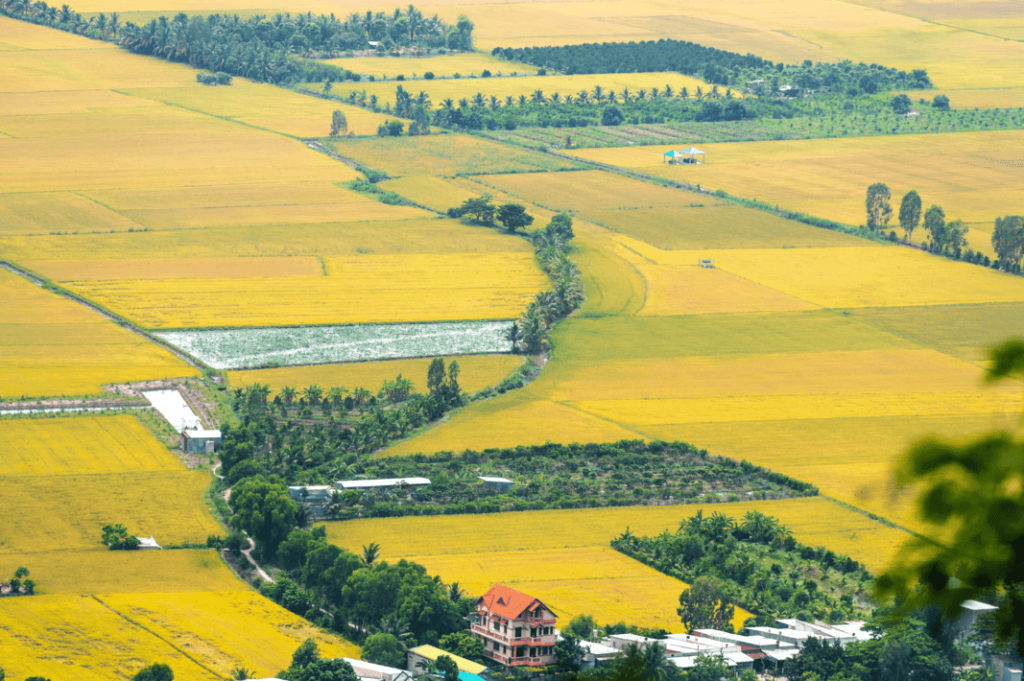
[137,536,162,550]
[699,258,715,268]
[345,658,412,681]
[336,477,430,498]
[478,476,514,493]
[663,148,705,165]
[181,428,221,454]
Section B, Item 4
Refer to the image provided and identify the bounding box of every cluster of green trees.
[519,214,583,353]
[612,510,872,627]
[2,566,34,596]
[320,440,816,520]
[101,523,141,550]
[494,41,931,93]
[786,627,958,681]
[277,640,360,681]
[196,71,232,85]
[867,184,1024,272]
[256,517,472,647]
[0,1,473,85]
[220,361,464,486]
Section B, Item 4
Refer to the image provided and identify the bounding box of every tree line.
[866,183,1024,272]
[612,509,871,629]
[321,440,816,521]
[494,40,931,93]
[0,1,472,85]
[220,360,465,486]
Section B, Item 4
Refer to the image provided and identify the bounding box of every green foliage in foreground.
[101,523,140,551]
[877,339,1024,658]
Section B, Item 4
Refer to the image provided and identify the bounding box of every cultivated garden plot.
[156,321,516,370]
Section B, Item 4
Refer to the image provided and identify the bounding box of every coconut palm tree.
[362,542,381,566]
[280,385,297,406]
[301,384,323,406]
[232,667,254,680]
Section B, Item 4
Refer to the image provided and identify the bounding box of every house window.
[514,627,522,638]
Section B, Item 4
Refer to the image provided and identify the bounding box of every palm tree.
[472,92,485,107]
[517,94,527,107]
[663,84,674,98]
[327,386,347,408]
[362,542,381,566]
[650,86,660,99]
[636,88,647,101]
[577,90,590,103]
[550,92,561,103]
[489,95,500,109]
[301,384,323,406]
[448,581,465,602]
[280,385,296,406]
[591,85,604,102]
[530,89,546,104]
[232,668,254,680]
[695,86,704,100]
[679,87,689,99]
[505,95,514,106]
[564,93,575,104]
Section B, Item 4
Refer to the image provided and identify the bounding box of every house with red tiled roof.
[471,584,557,669]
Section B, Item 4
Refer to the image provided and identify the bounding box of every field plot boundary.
[91,594,225,679]
[0,260,208,372]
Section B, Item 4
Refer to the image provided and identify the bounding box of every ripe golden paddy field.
[329,133,580,177]
[0,415,184,475]
[0,268,196,399]
[62,252,548,329]
[229,354,524,397]
[564,131,1024,226]
[327,497,912,629]
[0,590,359,681]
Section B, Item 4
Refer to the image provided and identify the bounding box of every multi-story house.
[471,584,557,669]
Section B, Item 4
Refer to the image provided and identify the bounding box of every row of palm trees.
[436,84,732,110]
[512,229,584,354]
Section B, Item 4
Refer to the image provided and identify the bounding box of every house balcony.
[482,649,556,668]
[472,624,556,646]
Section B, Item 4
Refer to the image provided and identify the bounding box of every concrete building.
[182,428,221,454]
[472,584,557,668]
[993,655,1023,681]
[344,658,412,681]
[478,476,514,493]
[575,639,620,669]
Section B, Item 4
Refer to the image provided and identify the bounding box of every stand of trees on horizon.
[0,1,473,85]
[494,40,932,94]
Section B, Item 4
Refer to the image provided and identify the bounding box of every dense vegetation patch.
[494,40,931,94]
[0,1,473,85]
[612,510,872,627]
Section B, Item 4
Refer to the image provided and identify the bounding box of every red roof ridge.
[477,584,554,621]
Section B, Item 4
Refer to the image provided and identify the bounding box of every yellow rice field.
[330,133,579,177]
[100,590,361,679]
[0,549,245,596]
[0,470,222,555]
[65,252,549,328]
[28,256,324,282]
[583,205,867,250]
[323,53,540,79]
[328,497,911,576]
[0,590,360,681]
[531,348,1000,401]
[124,79,398,137]
[409,546,751,631]
[229,354,524,397]
[0,268,197,399]
[0,219,536,263]
[643,246,1024,309]
[850,303,1024,363]
[0,415,184,476]
[565,131,1024,226]
[0,594,220,681]
[636,264,817,316]
[0,191,143,236]
[379,176,481,212]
